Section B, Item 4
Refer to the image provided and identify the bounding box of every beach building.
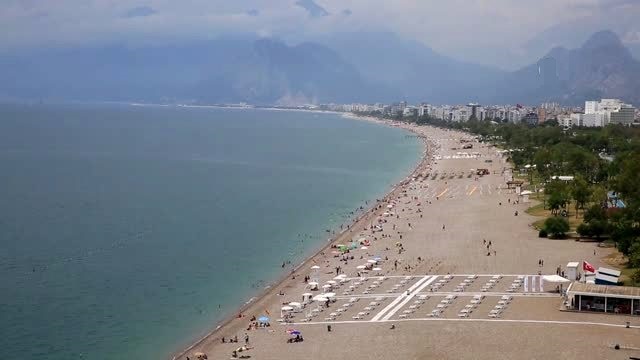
[566,282,640,315]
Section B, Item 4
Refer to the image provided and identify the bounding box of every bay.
[0,104,421,360]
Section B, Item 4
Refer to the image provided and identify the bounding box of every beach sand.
[173,118,637,360]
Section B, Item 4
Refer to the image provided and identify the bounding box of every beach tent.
[302,293,313,303]
[542,275,570,284]
[258,316,269,324]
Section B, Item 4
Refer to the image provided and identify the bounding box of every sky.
[1,0,639,69]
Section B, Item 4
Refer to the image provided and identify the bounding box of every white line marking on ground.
[370,276,431,322]
[292,318,640,329]
[381,276,438,321]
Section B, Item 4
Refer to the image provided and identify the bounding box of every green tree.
[544,217,570,238]
[571,176,591,217]
[628,242,640,268]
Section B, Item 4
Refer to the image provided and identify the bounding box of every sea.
[0,104,422,360]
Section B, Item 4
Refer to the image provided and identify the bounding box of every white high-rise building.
[583,99,636,126]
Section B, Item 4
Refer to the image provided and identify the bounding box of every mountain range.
[0,30,638,106]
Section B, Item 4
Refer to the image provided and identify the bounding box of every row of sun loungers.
[489,295,512,318]
[458,295,483,317]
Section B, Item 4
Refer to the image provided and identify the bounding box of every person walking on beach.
[244,333,249,345]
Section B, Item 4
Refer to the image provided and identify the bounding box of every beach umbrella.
[281,306,294,311]
[289,302,302,308]
[326,280,337,285]
[311,265,320,270]
[323,292,336,298]
[387,204,394,209]
[373,267,382,271]
[288,330,301,336]
[258,316,269,323]
[356,265,366,270]
[322,284,332,290]
[360,246,369,250]
[373,256,382,261]
[367,259,377,264]
[313,295,328,302]
[333,274,346,280]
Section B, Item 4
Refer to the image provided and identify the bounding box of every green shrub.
[544,217,570,238]
[538,229,548,238]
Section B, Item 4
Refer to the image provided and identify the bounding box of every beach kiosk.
[566,262,579,281]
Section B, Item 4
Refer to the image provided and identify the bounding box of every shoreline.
[170,113,431,360]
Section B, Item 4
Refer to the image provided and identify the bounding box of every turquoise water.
[0,104,421,360]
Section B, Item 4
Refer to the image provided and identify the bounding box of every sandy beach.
[173,116,638,360]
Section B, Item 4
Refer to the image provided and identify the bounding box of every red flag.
[583,261,595,273]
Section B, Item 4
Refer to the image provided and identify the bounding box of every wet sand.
[173,117,636,360]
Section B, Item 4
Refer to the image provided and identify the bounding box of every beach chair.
[352,315,362,320]
[364,306,373,311]
[399,314,408,319]
[458,312,469,318]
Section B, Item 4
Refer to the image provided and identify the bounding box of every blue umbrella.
[258,316,269,323]
[289,330,301,336]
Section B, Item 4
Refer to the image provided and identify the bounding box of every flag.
[583,261,595,273]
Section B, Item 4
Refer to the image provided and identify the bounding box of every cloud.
[123,6,156,18]
[0,0,637,69]
[295,0,329,18]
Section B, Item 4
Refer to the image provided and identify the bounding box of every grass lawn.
[526,200,584,231]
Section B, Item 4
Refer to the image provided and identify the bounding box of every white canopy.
[542,275,570,284]
[360,246,369,250]
[313,295,328,302]
[289,302,302,308]
[281,306,294,311]
[356,265,366,269]
[311,265,320,270]
[373,267,382,271]
[323,292,336,298]
[322,284,332,289]
[302,292,313,297]
[520,190,533,195]
[367,259,377,264]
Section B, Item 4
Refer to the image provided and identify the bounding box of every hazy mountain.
[1,30,639,106]
[500,30,640,105]
[317,32,504,104]
[191,38,387,105]
[0,36,385,104]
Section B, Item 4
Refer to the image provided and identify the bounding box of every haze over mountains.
[1,30,639,106]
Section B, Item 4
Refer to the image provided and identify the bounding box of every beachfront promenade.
[177,123,639,360]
